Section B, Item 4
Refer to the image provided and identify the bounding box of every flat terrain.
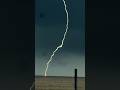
[35,76,85,90]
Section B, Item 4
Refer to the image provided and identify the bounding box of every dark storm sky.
[35,0,85,77]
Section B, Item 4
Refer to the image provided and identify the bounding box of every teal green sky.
[35,0,85,77]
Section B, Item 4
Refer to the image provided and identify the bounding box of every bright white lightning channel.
[44,0,69,77]
[29,0,69,89]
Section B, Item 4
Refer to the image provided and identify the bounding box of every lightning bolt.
[29,0,69,89]
[44,0,69,76]
[30,0,69,90]
[30,82,34,90]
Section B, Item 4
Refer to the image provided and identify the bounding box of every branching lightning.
[30,0,69,89]
[44,0,69,76]
[30,82,35,90]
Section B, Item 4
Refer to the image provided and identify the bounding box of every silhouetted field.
[35,76,85,90]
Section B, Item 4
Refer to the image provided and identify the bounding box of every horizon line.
[35,75,85,78]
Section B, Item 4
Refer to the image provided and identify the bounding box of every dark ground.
[35,76,85,90]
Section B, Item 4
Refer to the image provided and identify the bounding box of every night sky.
[35,0,85,77]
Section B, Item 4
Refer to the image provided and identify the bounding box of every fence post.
[74,69,77,90]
